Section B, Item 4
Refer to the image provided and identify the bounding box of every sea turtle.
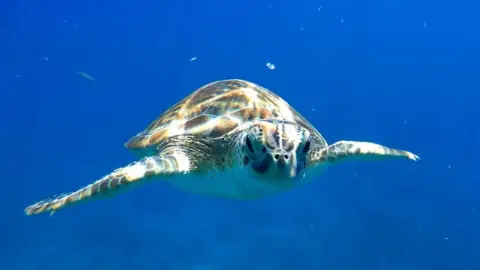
[24,79,419,216]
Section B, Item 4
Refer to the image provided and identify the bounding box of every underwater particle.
[77,71,96,82]
[318,6,322,11]
[300,27,304,31]
[341,18,344,23]
[190,56,197,62]
[444,237,449,240]
[266,62,275,70]
[423,22,427,29]
[44,56,49,60]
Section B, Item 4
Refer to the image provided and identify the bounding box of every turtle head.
[240,120,311,181]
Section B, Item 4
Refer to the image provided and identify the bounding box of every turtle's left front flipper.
[24,155,189,216]
[314,140,420,164]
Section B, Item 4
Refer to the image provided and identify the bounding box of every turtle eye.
[245,136,254,153]
[302,139,311,153]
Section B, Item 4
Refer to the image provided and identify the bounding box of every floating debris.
[77,71,96,82]
[266,62,275,70]
[189,56,197,62]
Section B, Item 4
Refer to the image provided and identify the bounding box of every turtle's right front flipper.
[24,155,190,216]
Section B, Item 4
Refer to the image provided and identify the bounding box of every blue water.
[2,0,479,269]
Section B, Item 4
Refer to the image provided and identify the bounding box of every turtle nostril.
[274,154,280,160]
[284,155,289,160]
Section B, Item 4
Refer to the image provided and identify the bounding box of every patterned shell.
[125,79,326,153]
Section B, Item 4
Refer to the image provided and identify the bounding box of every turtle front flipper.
[24,155,191,216]
[313,140,420,164]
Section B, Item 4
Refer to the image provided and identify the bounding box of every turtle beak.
[288,156,298,178]
[275,153,297,178]
[288,163,297,178]
[252,152,298,180]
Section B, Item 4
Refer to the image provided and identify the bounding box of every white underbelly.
[163,167,313,200]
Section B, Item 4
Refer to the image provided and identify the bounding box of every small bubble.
[266,62,275,70]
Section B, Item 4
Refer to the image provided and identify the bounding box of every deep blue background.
[1,0,479,269]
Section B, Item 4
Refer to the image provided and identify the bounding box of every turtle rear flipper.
[24,154,192,216]
[315,140,420,164]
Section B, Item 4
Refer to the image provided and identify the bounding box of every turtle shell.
[125,79,326,155]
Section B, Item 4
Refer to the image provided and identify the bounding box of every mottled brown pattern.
[210,117,239,137]
[124,79,326,152]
